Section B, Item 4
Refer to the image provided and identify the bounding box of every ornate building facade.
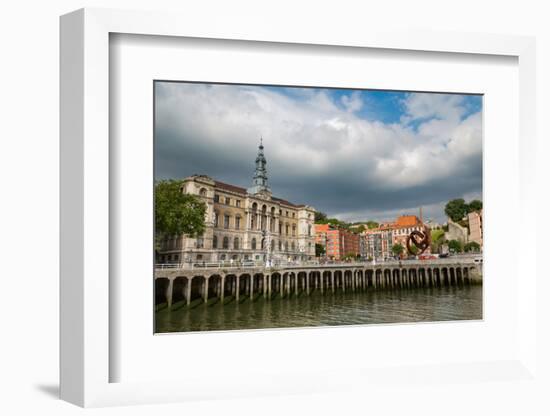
[157,141,316,264]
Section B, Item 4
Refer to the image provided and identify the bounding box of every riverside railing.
[155,255,481,271]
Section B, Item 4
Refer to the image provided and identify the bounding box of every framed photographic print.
[152,80,484,334]
[60,8,538,408]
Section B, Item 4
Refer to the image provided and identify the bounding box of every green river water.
[155,285,482,333]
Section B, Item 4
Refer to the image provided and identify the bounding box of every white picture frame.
[60,8,538,408]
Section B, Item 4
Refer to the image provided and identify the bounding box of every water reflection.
[155,286,482,333]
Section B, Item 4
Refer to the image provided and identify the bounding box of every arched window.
[251,238,257,250]
[213,211,219,227]
[291,242,295,251]
[278,240,282,251]
[212,235,218,249]
[224,214,230,229]
[233,237,239,250]
[223,236,229,249]
[285,241,289,251]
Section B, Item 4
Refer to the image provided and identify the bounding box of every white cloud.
[155,83,482,222]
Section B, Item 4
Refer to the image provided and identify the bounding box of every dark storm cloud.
[154,82,483,223]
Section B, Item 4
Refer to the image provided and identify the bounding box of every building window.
[199,188,207,197]
[271,240,275,252]
[285,241,289,251]
[291,242,295,251]
[214,211,219,227]
[225,197,231,205]
[223,236,229,249]
[278,241,282,251]
[279,223,282,234]
[213,235,218,248]
[251,238,257,250]
[235,216,241,229]
[236,200,241,207]
[224,214,230,229]
[234,237,239,250]
[285,224,289,235]
[292,225,296,236]
[308,225,312,236]
[214,194,219,203]
[196,235,204,248]
[292,212,295,218]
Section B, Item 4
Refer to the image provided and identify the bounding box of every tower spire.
[248,137,271,196]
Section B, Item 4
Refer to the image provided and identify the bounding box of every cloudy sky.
[155,81,482,224]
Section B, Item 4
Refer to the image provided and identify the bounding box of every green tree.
[430,229,446,253]
[314,211,328,223]
[464,241,481,252]
[408,244,419,255]
[366,221,379,229]
[155,180,207,249]
[448,239,463,253]
[315,243,326,257]
[354,224,366,233]
[445,198,468,222]
[468,200,483,212]
[392,243,405,257]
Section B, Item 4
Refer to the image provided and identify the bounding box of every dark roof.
[213,180,308,208]
[271,196,299,208]
[214,180,247,195]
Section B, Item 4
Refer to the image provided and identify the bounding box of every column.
[320,271,324,294]
[221,275,225,302]
[203,277,209,303]
[331,271,335,293]
[236,275,240,301]
[249,275,254,299]
[280,274,284,298]
[306,272,310,295]
[342,272,346,293]
[166,279,174,308]
[186,277,192,306]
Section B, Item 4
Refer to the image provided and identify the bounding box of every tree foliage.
[445,198,468,222]
[315,243,326,257]
[155,180,207,247]
[448,239,463,253]
[392,243,405,257]
[468,200,483,212]
[366,221,379,229]
[445,198,483,222]
[353,224,366,233]
[464,241,481,252]
[314,211,327,223]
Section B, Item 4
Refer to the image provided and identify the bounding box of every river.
[155,285,482,333]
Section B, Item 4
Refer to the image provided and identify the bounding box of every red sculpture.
[406,224,431,255]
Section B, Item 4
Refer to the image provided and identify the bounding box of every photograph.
[153,81,483,333]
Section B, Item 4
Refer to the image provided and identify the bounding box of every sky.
[154,81,482,224]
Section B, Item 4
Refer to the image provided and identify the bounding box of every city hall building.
[157,141,316,264]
